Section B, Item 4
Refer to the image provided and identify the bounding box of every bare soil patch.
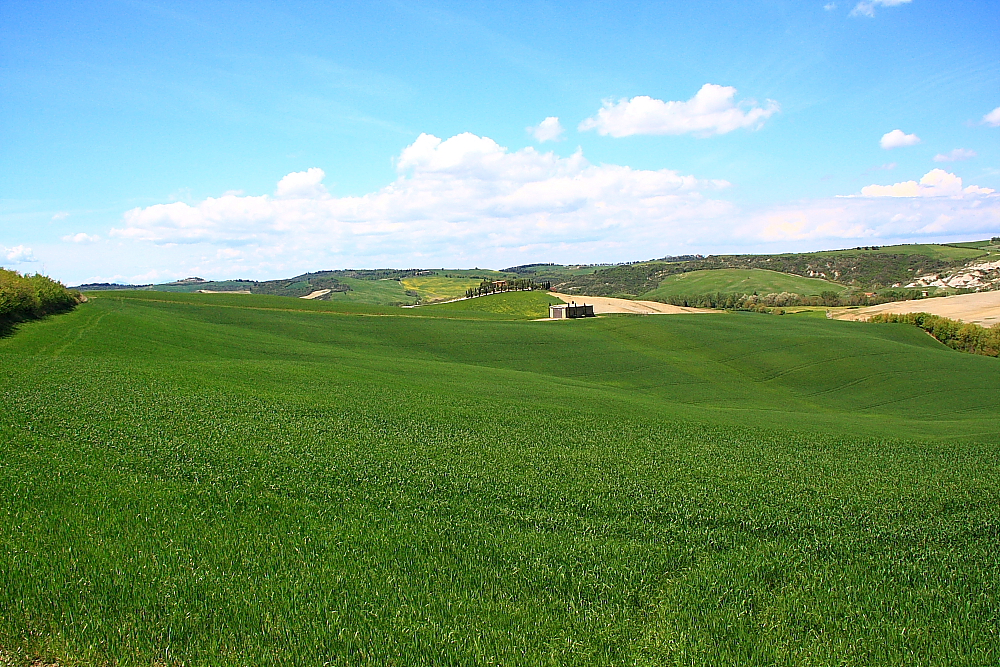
[832,290,1000,328]
[548,293,717,315]
[300,289,332,300]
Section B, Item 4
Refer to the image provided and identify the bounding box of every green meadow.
[806,243,993,261]
[641,268,847,299]
[2,291,999,665]
[399,275,483,302]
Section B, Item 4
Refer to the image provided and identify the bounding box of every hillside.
[643,268,847,300]
[552,241,999,297]
[2,291,999,665]
[70,240,1000,307]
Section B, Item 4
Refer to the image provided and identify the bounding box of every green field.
[2,290,999,665]
[807,243,991,261]
[399,275,483,302]
[324,277,416,306]
[642,268,847,299]
[421,290,564,319]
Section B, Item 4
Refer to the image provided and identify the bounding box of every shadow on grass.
[0,303,79,340]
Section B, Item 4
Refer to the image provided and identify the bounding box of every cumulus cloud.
[109,133,1000,269]
[113,133,733,260]
[527,117,565,143]
[275,168,329,199]
[62,232,101,243]
[578,84,779,138]
[850,0,911,17]
[746,173,999,243]
[880,129,921,149]
[983,106,1000,127]
[2,245,37,263]
[859,169,994,198]
[933,148,977,162]
[747,196,999,243]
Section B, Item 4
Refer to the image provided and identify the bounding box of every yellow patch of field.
[400,276,483,302]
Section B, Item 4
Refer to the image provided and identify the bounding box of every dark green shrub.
[0,268,79,330]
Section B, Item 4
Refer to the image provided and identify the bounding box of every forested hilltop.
[0,269,80,333]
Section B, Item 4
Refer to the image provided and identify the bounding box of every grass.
[642,268,847,299]
[2,291,1000,665]
[807,243,989,261]
[421,291,564,319]
[399,275,483,302]
[324,277,417,306]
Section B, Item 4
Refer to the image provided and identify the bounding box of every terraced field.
[2,291,999,666]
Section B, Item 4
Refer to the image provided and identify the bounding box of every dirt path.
[832,290,1000,328]
[548,293,717,315]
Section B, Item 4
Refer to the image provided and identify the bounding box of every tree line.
[465,279,551,299]
[655,289,929,312]
[0,269,80,334]
[868,312,1000,358]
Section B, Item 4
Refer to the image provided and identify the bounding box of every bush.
[653,289,926,311]
[869,312,1000,357]
[0,269,80,330]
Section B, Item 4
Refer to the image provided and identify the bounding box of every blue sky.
[2,0,999,284]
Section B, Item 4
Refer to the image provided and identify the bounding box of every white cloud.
[880,129,921,149]
[824,3,837,10]
[744,172,998,243]
[746,196,1000,243]
[527,117,565,143]
[113,133,732,260]
[578,84,779,138]
[983,106,1000,127]
[933,148,977,162]
[105,134,1000,272]
[850,0,911,18]
[51,212,69,221]
[62,232,100,243]
[859,169,994,198]
[2,245,37,263]
[275,168,329,199]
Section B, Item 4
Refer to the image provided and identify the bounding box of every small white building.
[549,303,595,319]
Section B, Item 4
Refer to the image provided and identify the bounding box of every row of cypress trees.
[465,279,551,299]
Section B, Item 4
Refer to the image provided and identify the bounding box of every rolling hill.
[551,241,1000,298]
[70,240,1000,309]
[642,268,847,299]
[2,290,999,665]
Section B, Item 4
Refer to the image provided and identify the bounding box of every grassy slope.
[324,277,416,306]
[807,243,991,261]
[399,275,482,302]
[2,291,999,665]
[811,241,989,261]
[642,268,847,298]
[553,242,998,298]
[422,291,564,319]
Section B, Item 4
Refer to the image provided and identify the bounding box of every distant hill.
[549,241,999,298]
[72,239,1000,305]
[643,268,848,300]
[71,282,154,291]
